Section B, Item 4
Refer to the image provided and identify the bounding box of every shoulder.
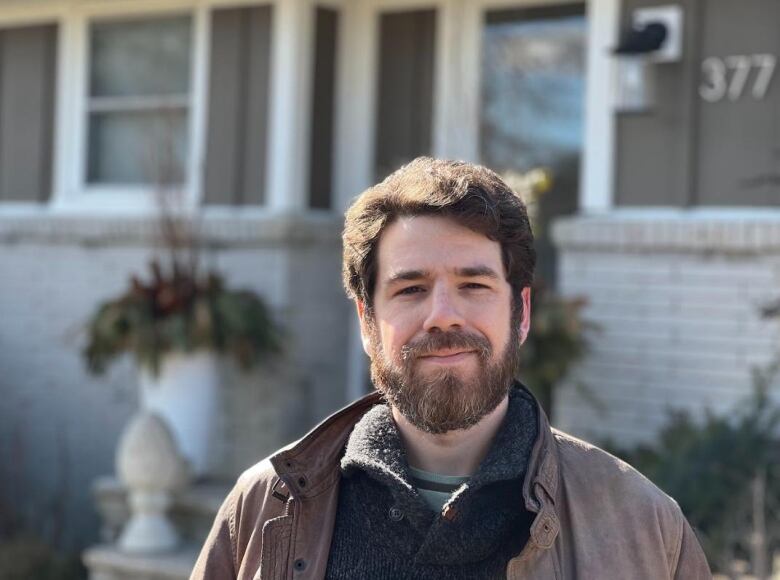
[551,428,685,528]
[549,429,710,576]
[191,456,290,579]
[227,455,290,522]
[235,456,281,494]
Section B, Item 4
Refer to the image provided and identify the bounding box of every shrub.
[606,374,780,573]
[0,536,85,580]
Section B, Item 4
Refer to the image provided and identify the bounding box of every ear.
[355,300,372,356]
[518,286,532,345]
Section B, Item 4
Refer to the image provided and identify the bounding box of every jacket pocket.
[258,514,293,580]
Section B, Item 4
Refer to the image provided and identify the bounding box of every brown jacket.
[191,392,711,579]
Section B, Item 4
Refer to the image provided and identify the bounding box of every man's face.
[357,215,531,434]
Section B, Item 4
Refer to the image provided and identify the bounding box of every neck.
[391,396,509,477]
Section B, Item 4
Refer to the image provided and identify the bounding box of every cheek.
[477,306,513,350]
[377,318,413,360]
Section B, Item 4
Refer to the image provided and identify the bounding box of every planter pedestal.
[116,412,188,554]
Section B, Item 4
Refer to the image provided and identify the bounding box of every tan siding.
[695,0,780,206]
[203,6,272,206]
[309,8,338,210]
[614,0,698,207]
[0,25,57,203]
[615,0,780,207]
[375,10,435,181]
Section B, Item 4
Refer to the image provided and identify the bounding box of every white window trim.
[53,1,207,213]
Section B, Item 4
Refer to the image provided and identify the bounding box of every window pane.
[481,8,585,173]
[90,16,191,97]
[481,6,585,284]
[87,110,188,185]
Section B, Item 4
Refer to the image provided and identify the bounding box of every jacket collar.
[269,383,561,548]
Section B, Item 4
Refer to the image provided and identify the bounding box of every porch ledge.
[553,214,780,255]
[83,544,199,580]
[0,211,342,248]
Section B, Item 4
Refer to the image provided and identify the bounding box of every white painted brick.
[556,229,780,447]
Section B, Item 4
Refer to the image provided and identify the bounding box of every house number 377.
[699,54,776,102]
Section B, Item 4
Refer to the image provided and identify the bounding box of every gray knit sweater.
[325,386,539,579]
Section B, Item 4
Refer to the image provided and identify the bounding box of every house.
[0,0,776,575]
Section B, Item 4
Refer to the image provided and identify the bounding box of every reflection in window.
[87,16,192,186]
[481,6,585,284]
[480,7,585,174]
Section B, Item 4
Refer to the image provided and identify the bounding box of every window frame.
[59,2,208,212]
[83,15,194,190]
[0,0,295,215]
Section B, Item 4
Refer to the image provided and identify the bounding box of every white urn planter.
[139,351,220,478]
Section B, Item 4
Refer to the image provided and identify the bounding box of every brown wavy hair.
[342,157,535,309]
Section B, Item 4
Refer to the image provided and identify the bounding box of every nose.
[423,284,465,332]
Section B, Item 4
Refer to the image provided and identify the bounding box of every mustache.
[400,330,492,362]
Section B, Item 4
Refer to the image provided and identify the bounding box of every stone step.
[92,476,230,545]
[84,544,200,580]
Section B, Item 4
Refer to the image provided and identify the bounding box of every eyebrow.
[384,265,501,286]
[456,265,501,279]
[386,269,430,285]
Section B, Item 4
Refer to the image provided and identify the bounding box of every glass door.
[480,4,585,283]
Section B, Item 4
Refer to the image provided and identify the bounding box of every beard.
[366,311,522,435]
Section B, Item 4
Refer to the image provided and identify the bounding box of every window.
[481,6,585,174]
[480,5,585,283]
[86,15,192,187]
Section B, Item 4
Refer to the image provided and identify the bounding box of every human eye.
[462,282,490,290]
[396,285,425,296]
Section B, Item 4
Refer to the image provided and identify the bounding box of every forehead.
[376,215,503,279]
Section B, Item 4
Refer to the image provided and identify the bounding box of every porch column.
[333,0,376,213]
[267,0,316,211]
[581,0,620,213]
[335,0,376,401]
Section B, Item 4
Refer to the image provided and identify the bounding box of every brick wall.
[0,213,350,547]
[552,216,780,446]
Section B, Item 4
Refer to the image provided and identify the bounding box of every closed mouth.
[419,350,476,361]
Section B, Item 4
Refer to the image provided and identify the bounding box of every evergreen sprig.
[83,260,282,377]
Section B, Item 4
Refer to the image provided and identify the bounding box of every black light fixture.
[612,5,683,113]
[615,22,668,56]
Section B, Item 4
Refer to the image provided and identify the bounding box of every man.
[191,158,710,579]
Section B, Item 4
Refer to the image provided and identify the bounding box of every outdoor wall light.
[613,5,684,113]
